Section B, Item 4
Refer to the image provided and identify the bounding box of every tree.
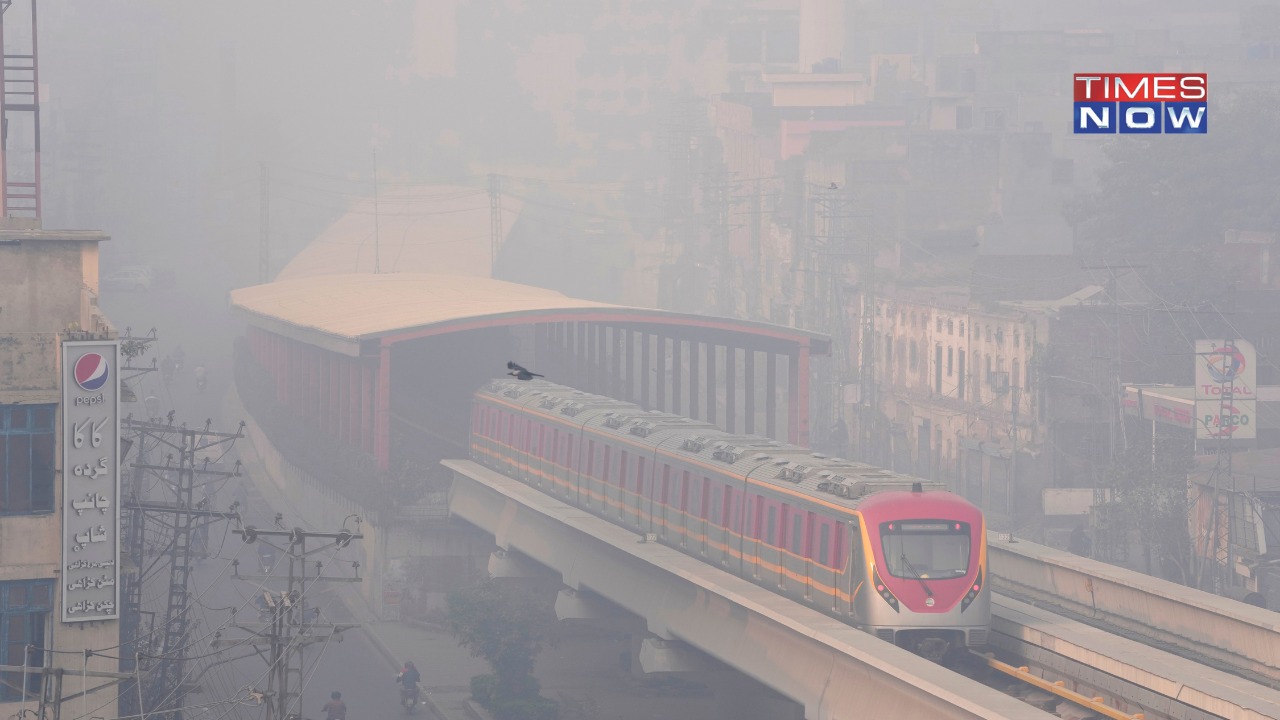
[1095,421,1195,584]
[445,579,558,720]
[1067,87,1280,261]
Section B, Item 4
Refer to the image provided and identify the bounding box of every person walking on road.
[322,691,347,720]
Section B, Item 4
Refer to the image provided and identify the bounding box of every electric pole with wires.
[118,417,245,720]
[215,523,364,720]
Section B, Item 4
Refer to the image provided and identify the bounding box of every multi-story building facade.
[863,285,1045,518]
[0,219,118,717]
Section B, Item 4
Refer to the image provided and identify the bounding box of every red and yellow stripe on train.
[470,379,990,657]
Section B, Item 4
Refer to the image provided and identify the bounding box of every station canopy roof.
[231,273,829,358]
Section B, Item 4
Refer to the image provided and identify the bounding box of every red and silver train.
[470,379,989,658]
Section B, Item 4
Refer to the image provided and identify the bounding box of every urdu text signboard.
[61,340,121,622]
[1194,339,1256,441]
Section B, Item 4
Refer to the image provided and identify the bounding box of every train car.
[469,378,989,658]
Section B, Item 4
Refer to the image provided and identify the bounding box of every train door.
[699,477,710,556]
[633,457,647,528]
[845,520,861,619]
[803,511,816,600]
[678,471,690,547]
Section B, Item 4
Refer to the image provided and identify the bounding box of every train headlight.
[961,568,983,613]
[871,567,899,613]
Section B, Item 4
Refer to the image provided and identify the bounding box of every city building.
[0,219,118,717]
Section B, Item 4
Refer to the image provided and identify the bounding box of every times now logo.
[1073,74,1207,134]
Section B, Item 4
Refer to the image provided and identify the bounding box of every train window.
[819,524,830,566]
[730,493,740,533]
[700,479,711,520]
[619,450,628,488]
[879,521,971,579]
[688,477,699,516]
[660,466,670,504]
[602,447,612,483]
[711,487,722,525]
[636,457,646,494]
[767,506,777,546]
[681,471,691,512]
[792,516,803,554]
[586,441,596,477]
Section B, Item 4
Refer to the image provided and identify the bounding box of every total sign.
[1194,339,1256,440]
[61,341,120,622]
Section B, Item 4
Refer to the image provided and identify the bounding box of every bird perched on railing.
[507,361,543,381]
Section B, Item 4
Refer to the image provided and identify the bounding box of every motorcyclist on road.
[322,691,347,720]
[396,661,421,704]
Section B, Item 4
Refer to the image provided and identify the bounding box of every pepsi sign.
[61,340,121,622]
[74,352,110,392]
[1074,74,1207,134]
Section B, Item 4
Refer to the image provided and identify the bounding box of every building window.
[1013,360,1021,389]
[900,311,905,326]
[958,321,964,337]
[936,318,943,333]
[947,319,954,335]
[996,327,1004,346]
[1014,330,1020,347]
[947,347,954,377]
[2,405,56,515]
[985,355,992,384]
[909,341,918,371]
[985,326,991,342]
[958,350,966,400]
[935,345,943,393]
[1,579,53,701]
[885,334,894,368]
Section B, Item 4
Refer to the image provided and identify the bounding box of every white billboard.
[1194,339,1256,440]
[61,340,121,622]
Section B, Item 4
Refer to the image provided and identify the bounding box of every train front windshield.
[879,521,971,579]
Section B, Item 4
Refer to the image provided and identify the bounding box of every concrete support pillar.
[376,342,392,471]
[672,339,683,416]
[362,360,374,454]
[745,349,756,435]
[707,344,718,428]
[636,637,713,674]
[615,326,626,400]
[554,588,616,620]
[349,360,360,449]
[641,332,651,410]
[656,336,668,412]
[487,549,542,578]
[690,341,701,420]
[766,353,777,440]
[329,353,340,438]
[339,356,349,443]
[788,350,799,445]
[726,346,737,434]
[595,323,604,394]
[797,343,810,448]
[576,320,586,386]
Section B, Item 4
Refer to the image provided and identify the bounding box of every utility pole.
[219,525,364,720]
[120,417,245,720]
[488,173,503,277]
[260,162,270,284]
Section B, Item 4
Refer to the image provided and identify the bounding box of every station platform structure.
[230,273,830,471]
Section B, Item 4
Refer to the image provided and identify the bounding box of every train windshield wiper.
[900,553,933,597]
